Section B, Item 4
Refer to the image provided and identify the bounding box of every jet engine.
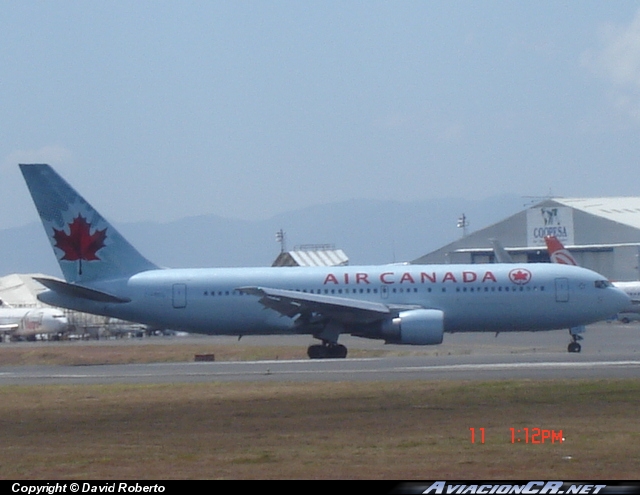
[381,309,444,345]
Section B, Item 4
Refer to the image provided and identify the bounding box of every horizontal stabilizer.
[34,277,131,303]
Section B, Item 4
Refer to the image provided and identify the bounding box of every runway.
[1,354,640,385]
[1,321,640,385]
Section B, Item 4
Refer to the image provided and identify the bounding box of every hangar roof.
[552,197,640,230]
[271,246,349,267]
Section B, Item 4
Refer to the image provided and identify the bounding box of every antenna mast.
[275,229,287,253]
[457,213,469,238]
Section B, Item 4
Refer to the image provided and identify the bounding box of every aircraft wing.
[237,286,421,325]
[0,323,19,332]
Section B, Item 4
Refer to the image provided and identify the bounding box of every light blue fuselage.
[20,164,632,353]
[38,263,629,338]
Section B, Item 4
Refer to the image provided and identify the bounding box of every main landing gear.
[307,342,348,359]
[567,332,583,353]
[306,322,348,359]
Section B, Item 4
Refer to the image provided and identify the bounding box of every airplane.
[0,301,69,341]
[544,234,640,321]
[19,164,631,358]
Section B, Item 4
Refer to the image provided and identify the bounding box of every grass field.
[0,343,638,479]
[1,378,639,479]
[0,341,388,366]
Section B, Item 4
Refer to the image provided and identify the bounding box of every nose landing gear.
[567,329,583,353]
[567,341,581,353]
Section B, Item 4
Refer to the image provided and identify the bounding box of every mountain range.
[0,195,525,278]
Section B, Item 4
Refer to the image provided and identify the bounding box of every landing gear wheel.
[329,344,348,359]
[567,329,583,353]
[307,343,348,359]
[307,344,325,359]
[567,342,581,353]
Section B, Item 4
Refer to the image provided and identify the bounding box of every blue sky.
[2,2,640,229]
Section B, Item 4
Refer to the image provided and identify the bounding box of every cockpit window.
[594,280,613,289]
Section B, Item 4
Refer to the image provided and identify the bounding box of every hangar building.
[412,198,640,282]
[272,244,348,267]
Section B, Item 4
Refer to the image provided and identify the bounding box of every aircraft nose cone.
[55,317,69,331]
[612,287,632,312]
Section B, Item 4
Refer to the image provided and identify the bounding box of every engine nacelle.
[381,309,444,345]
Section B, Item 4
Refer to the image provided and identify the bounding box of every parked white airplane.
[0,301,69,341]
[19,164,630,357]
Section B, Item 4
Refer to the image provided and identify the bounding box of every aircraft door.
[380,286,389,299]
[172,283,187,309]
[555,278,569,303]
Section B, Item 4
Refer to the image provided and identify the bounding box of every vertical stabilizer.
[20,164,158,284]
[544,235,579,266]
[489,238,514,263]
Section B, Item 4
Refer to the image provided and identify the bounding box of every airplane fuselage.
[38,263,628,340]
[0,307,69,338]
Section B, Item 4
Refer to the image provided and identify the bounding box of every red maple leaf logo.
[509,268,532,285]
[53,215,107,262]
[513,271,528,281]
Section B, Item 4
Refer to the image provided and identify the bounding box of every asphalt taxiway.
[1,321,639,385]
